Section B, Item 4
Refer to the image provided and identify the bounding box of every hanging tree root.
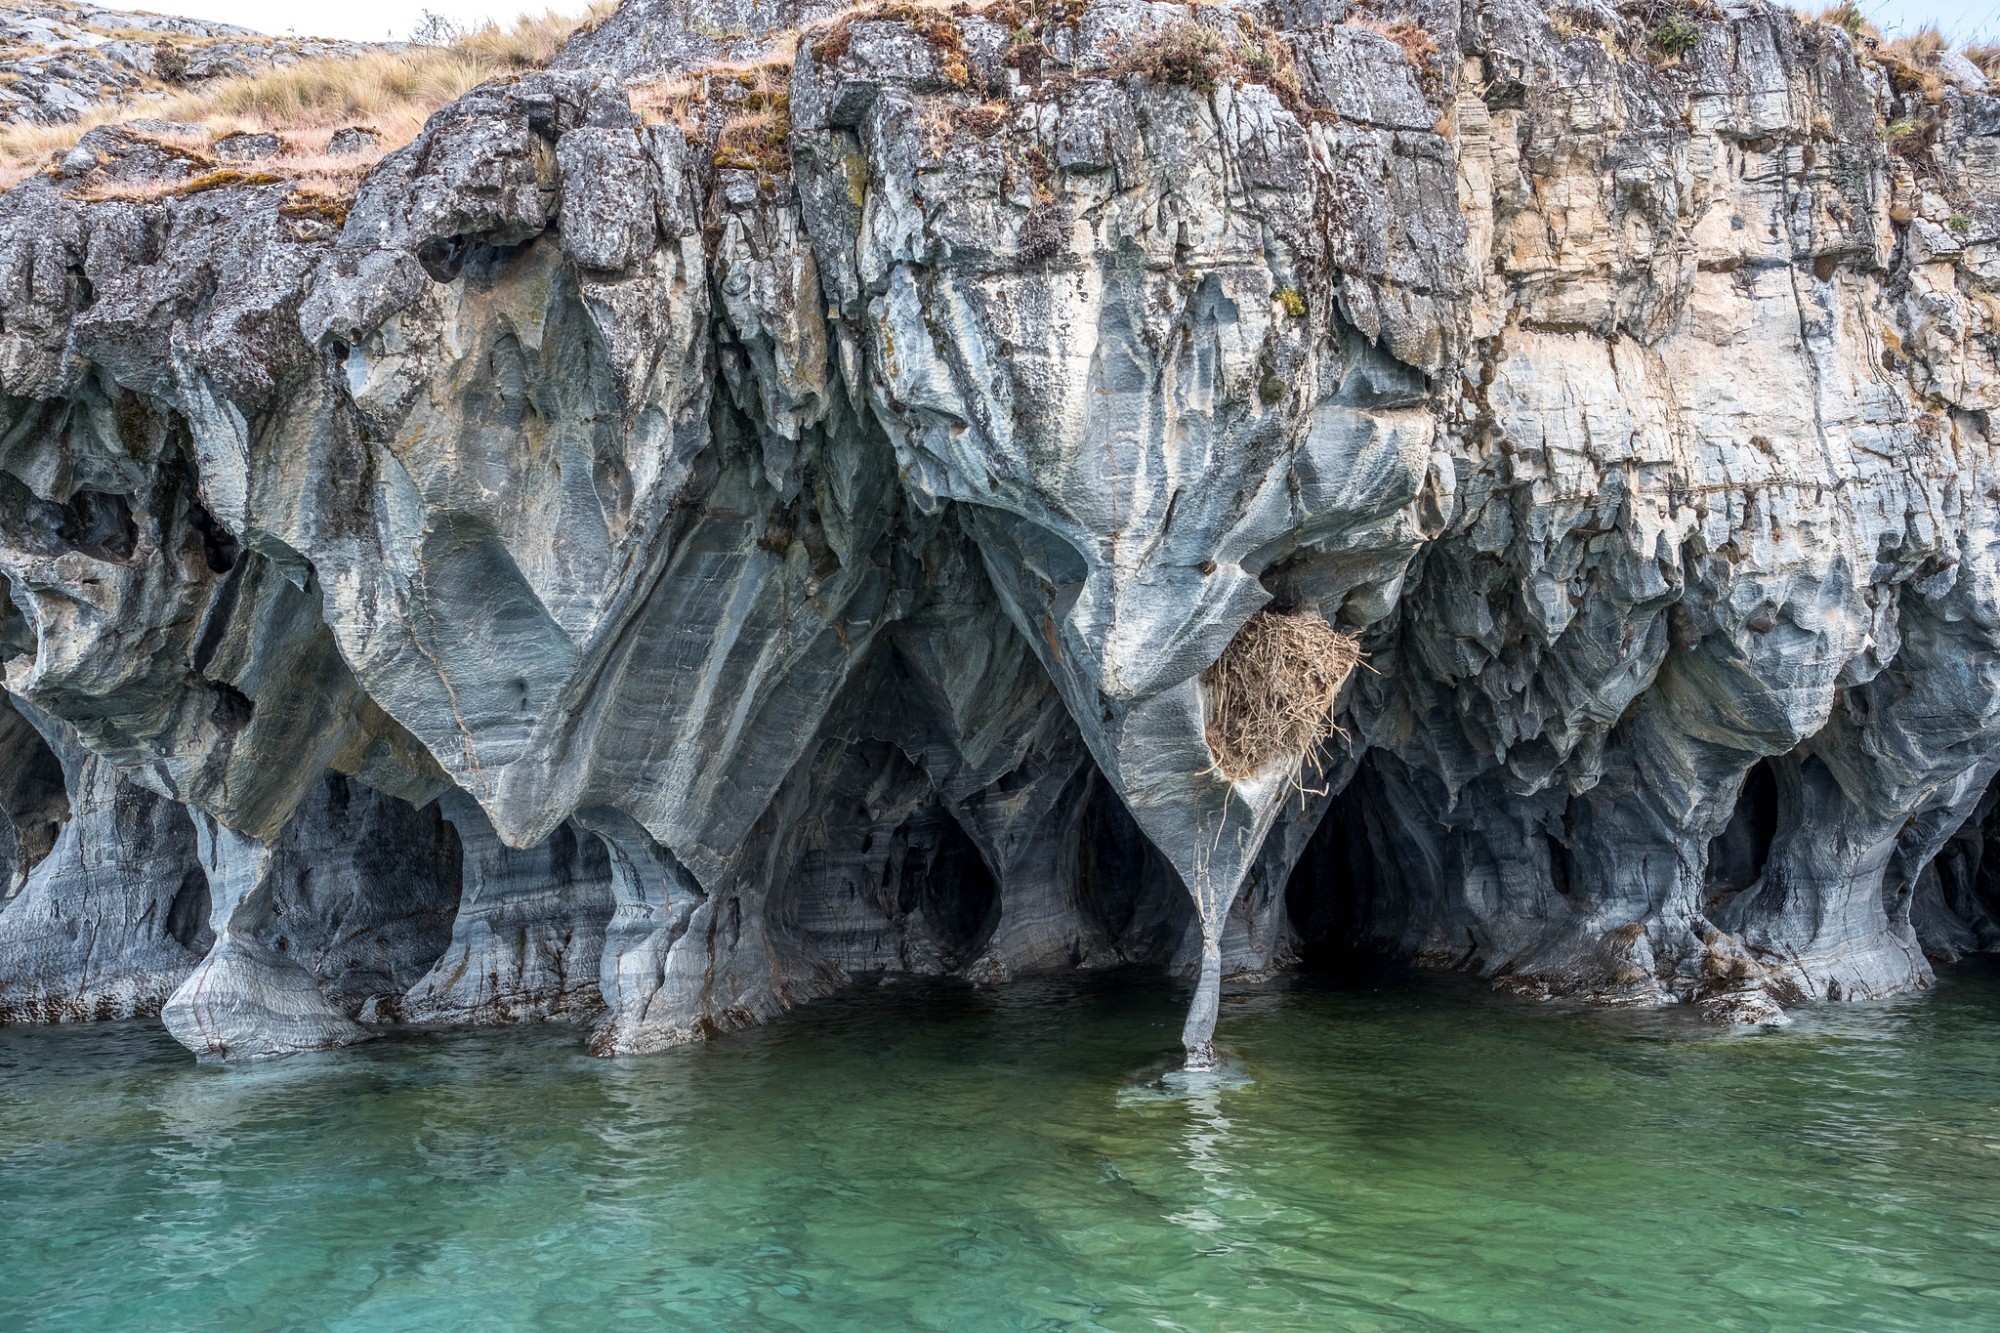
[1201,608,1364,784]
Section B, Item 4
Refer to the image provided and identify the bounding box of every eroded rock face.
[161,773,462,1059]
[2,0,1999,1059]
[0,699,206,1022]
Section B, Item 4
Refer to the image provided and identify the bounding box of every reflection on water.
[2,962,1999,1330]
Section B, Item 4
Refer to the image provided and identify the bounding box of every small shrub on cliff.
[1615,0,1715,62]
[1361,18,1440,66]
[1104,18,1315,113]
[1111,21,1226,96]
[153,40,190,85]
[1201,610,1363,785]
[1817,3,1867,38]
[1652,15,1701,59]
[1548,8,1608,41]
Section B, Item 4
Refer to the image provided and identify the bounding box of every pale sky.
[88,0,2000,45]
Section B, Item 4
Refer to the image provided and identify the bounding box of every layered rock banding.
[1,0,1998,1061]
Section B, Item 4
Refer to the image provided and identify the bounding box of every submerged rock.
[0,0,1998,1059]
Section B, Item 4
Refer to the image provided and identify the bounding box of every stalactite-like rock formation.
[1,0,1999,1060]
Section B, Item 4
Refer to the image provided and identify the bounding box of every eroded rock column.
[162,775,461,1058]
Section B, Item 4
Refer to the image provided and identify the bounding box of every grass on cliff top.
[1811,4,1998,87]
[0,3,613,191]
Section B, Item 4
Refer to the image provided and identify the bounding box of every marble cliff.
[1,0,1998,1061]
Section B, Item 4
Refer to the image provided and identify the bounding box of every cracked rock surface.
[1,0,1999,1060]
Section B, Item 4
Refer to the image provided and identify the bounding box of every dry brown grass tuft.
[630,45,797,172]
[277,183,357,227]
[1815,3,1872,38]
[1358,16,1440,65]
[1872,23,1949,101]
[1804,8,1989,101]
[1201,609,1363,783]
[808,0,977,67]
[1106,20,1227,93]
[1884,23,1947,63]
[73,167,284,202]
[1100,16,1314,115]
[0,4,614,189]
[713,106,790,170]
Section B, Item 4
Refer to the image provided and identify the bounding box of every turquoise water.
[2,964,1998,1332]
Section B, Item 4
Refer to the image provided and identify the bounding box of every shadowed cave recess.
[3,0,2000,1061]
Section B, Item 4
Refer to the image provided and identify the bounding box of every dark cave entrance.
[0,699,70,900]
[1915,773,2000,958]
[1071,770,1182,959]
[1052,769,1190,967]
[1283,760,1405,973]
[165,865,214,956]
[1705,758,1779,914]
[914,814,1000,968]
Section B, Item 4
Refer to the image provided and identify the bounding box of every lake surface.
[2,962,1997,1331]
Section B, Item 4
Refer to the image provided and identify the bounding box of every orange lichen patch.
[74,167,284,202]
[278,182,359,227]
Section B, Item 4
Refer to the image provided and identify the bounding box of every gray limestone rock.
[0,703,208,1022]
[212,131,282,161]
[161,773,461,1059]
[326,126,379,156]
[1,0,1999,1063]
[401,794,615,1025]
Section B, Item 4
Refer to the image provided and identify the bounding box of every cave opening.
[255,774,467,1018]
[1069,770,1183,963]
[1915,774,2000,959]
[1705,758,1779,914]
[53,490,137,563]
[165,865,214,956]
[1282,758,1406,975]
[0,699,70,900]
[916,813,1000,969]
